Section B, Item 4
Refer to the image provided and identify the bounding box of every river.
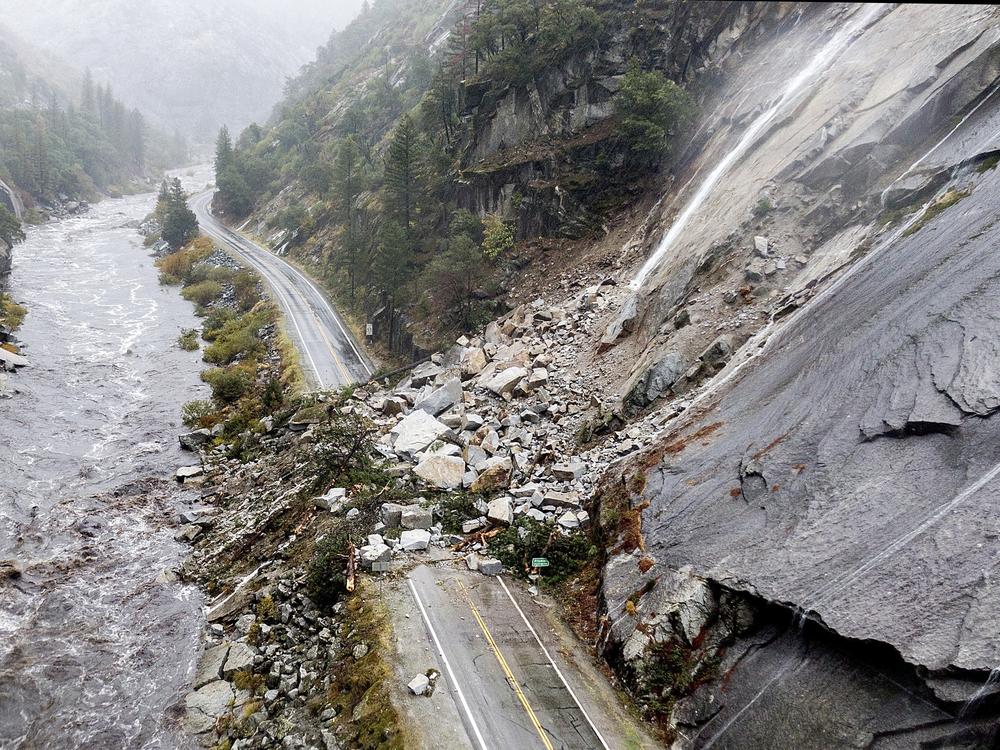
[0,173,211,749]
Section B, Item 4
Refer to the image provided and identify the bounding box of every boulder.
[557,511,580,530]
[381,502,406,528]
[460,348,487,377]
[409,361,443,388]
[478,558,504,576]
[552,462,585,481]
[183,680,235,734]
[315,487,347,511]
[222,642,255,677]
[413,455,465,490]
[400,505,433,530]
[178,429,212,451]
[487,497,514,526]
[753,235,769,257]
[176,465,204,481]
[399,529,431,552]
[625,352,687,410]
[360,543,391,568]
[462,518,486,534]
[472,457,512,493]
[408,673,430,696]
[193,644,229,689]
[484,366,528,396]
[390,410,450,454]
[415,377,462,416]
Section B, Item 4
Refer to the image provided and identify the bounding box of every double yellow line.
[458,580,555,750]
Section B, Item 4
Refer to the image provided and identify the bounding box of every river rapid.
[0,176,211,749]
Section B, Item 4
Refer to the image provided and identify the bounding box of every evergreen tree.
[161,177,199,250]
[81,69,95,118]
[215,125,233,174]
[383,115,421,240]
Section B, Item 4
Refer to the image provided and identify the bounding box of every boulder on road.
[408,673,430,696]
[360,543,391,568]
[478,558,504,576]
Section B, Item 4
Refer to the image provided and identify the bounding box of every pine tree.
[81,68,95,118]
[383,115,421,241]
[215,125,233,174]
[161,177,199,250]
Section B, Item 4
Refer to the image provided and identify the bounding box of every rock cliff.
[593,4,1000,746]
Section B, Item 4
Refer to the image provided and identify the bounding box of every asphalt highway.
[190,191,372,389]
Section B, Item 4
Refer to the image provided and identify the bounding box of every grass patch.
[975,153,1000,173]
[902,188,970,238]
[0,293,27,331]
[178,328,200,351]
[328,581,406,750]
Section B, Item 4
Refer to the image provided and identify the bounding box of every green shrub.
[307,526,351,608]
[182,279,223,307]
[488,518,596,582]
[182,399,216,428]
[202,367,252,404]
[178,328,200,351]
[614,61,695,171]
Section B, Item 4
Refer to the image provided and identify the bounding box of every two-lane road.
[394,565,657,750]
[190,191,373,389]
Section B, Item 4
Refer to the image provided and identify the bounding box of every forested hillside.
[0,32,185,208]
[215,0,710,356]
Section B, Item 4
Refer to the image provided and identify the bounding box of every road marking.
[306,302,352,384]
[407,578,490,750]
[496,576,612,750]
[276,257,374,378]
[459,580,555,750]
[192,193,329,388]
[203,193,368,384]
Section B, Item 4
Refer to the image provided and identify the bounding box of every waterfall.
[630,3,889,290]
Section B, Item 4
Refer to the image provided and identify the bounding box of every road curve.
[190,191,372,389]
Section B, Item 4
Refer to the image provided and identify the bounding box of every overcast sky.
[0,0,370,137]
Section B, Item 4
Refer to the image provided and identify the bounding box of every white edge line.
[200,191,373,380]
[495,575,612,750]
[408,578,491,750]
[194,194,326,389]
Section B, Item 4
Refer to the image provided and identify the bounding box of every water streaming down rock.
[630,3,890,290]
[596,3,1000,746]
[0,180,210,748]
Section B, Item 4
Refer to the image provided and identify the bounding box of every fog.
[0,0,369,140]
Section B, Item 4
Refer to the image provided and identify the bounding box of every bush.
[178,328,200,351]
[182,279,223,307]
[182,399,216,428]
[488,518,596,582]
[202,367,252,404]
[614,62,695,171]
[307,526,351,608]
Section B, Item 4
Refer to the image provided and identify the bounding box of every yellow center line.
[458,580,555,750]
[307,303,351,385]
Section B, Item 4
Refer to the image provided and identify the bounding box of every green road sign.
[531,558,550,568]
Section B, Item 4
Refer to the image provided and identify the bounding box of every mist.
[0,0,369,140]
